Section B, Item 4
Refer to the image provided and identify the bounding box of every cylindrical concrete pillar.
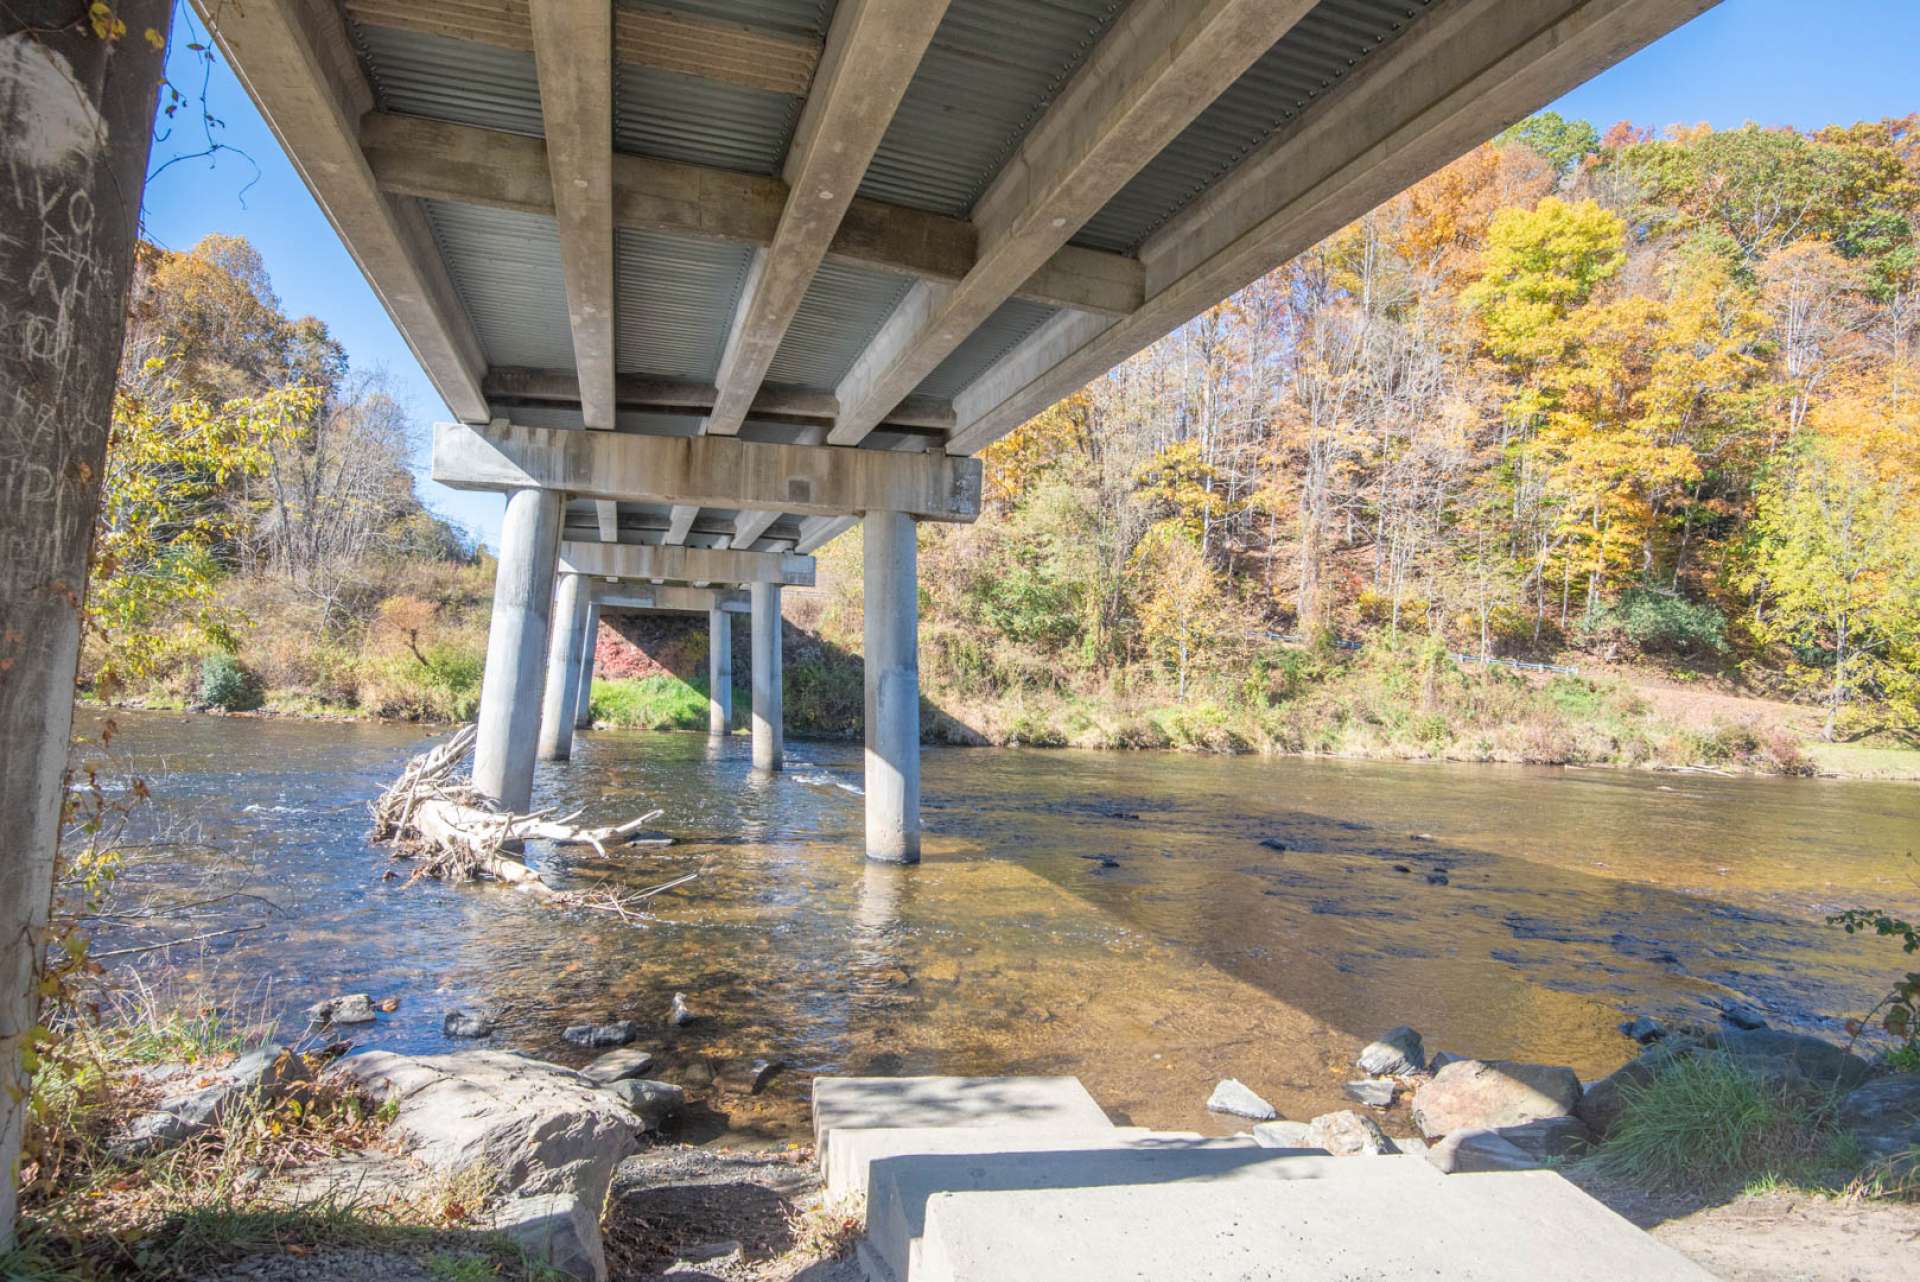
[708,607,733,736]
[863,511,921,863]
[537,572,588,761]
[572,603,600,730]
[750,582,783,771]
[472,487,563,811]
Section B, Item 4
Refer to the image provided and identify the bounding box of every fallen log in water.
[370,726,686,914]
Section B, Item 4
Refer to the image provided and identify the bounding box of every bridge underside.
[201,0,1718,861]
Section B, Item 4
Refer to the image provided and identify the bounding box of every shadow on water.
[76,710,1920,1141]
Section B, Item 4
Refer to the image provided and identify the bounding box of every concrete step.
[826,1125,1188,1201]
[913,1171,1718,1282]
[811,1075,1112,1160]
[861,1140,1437,1282]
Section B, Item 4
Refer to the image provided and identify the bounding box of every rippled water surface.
[83,711,1920,1140]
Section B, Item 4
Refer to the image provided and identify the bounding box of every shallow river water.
[82,710,1920,1141]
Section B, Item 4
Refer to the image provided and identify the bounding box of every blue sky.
[137,0,1920,551]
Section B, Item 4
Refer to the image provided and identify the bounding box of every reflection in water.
[80,710,1920,1140]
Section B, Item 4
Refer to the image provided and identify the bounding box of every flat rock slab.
[580,1047,655,1085]
[811,1076,1110,1156]
[1205,1078,1276,1120]
[866,1143,1438,1282]
[914,1170,1716,1282]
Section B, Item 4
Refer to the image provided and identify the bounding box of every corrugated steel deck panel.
[1074,0,1434,253]
[615,230,756,382]
[859,0,1130,217]
[914,297,1057,399]
[424,201,576,370]
[614,66,801,175]
[352,24,546,137]
[619,0,836,39]
[764,261,915,390]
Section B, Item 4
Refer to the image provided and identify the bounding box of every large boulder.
[340,1050,643,1194]
[1718,1028,1872,1091]
[1306,1110,1395,1156]
[1412,1059,1581,1139]
[603,1079,685,1130]
[1838,1073,1920,1158]
[1356,1026,1425,1077]
[115,1044,311,1155]
[1575,1036,1713,1138]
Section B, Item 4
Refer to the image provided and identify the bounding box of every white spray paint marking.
[0,33,108,169]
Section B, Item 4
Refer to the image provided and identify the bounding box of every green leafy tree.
[1499,111,1600,174]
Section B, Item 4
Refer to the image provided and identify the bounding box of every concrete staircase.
[812,1075,1717,1282]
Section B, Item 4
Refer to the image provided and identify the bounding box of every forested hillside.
[92,116,1920,771]
[794,115,1919,758]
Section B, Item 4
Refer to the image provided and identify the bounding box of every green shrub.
[1585,587,1728,655]
[1590,1052,1841,1189]
[198,653,263,711]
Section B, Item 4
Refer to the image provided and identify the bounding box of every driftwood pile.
[371,726,693,917]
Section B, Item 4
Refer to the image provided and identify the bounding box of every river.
[78,710,1920,1141]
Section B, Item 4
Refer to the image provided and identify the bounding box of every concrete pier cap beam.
[750,581,784,772]
[863,510,921,863]
[473,487,564,811]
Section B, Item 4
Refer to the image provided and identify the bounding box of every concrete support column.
[473,487,563,811]
[572,603,600,729]
[862,511,921,863]
[537,572,589,761]
[750,582,783,771]
[708,607,733,736]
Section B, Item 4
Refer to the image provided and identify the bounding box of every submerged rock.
[1343,1078,1398,1108]
[1356,1026,1425,1076]
[563,1020,637,1048]
[307,993,378,1025]
[580,1047,655,1086]
[1307,1110,1395,1156]
[1711,998,1770,1030]
[1619,1016,1667,1045]
[1206,1078,1277,1121]
[443,1006,496,1039]
[1412,1059,1581,1139]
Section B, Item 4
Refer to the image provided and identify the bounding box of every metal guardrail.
[1255,631,1580,676]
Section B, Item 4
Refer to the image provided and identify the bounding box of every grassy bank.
[577,635,1832,774]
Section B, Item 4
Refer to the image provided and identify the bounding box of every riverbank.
[89,643,1920,781]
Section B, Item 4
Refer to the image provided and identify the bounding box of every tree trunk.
[0,0,170,1244]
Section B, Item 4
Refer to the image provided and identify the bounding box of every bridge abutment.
[750,582,784,771]
[473,487,563,810]
[863,510,922,863]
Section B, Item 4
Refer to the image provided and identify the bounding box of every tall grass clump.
[1589,1052,1845,1190]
